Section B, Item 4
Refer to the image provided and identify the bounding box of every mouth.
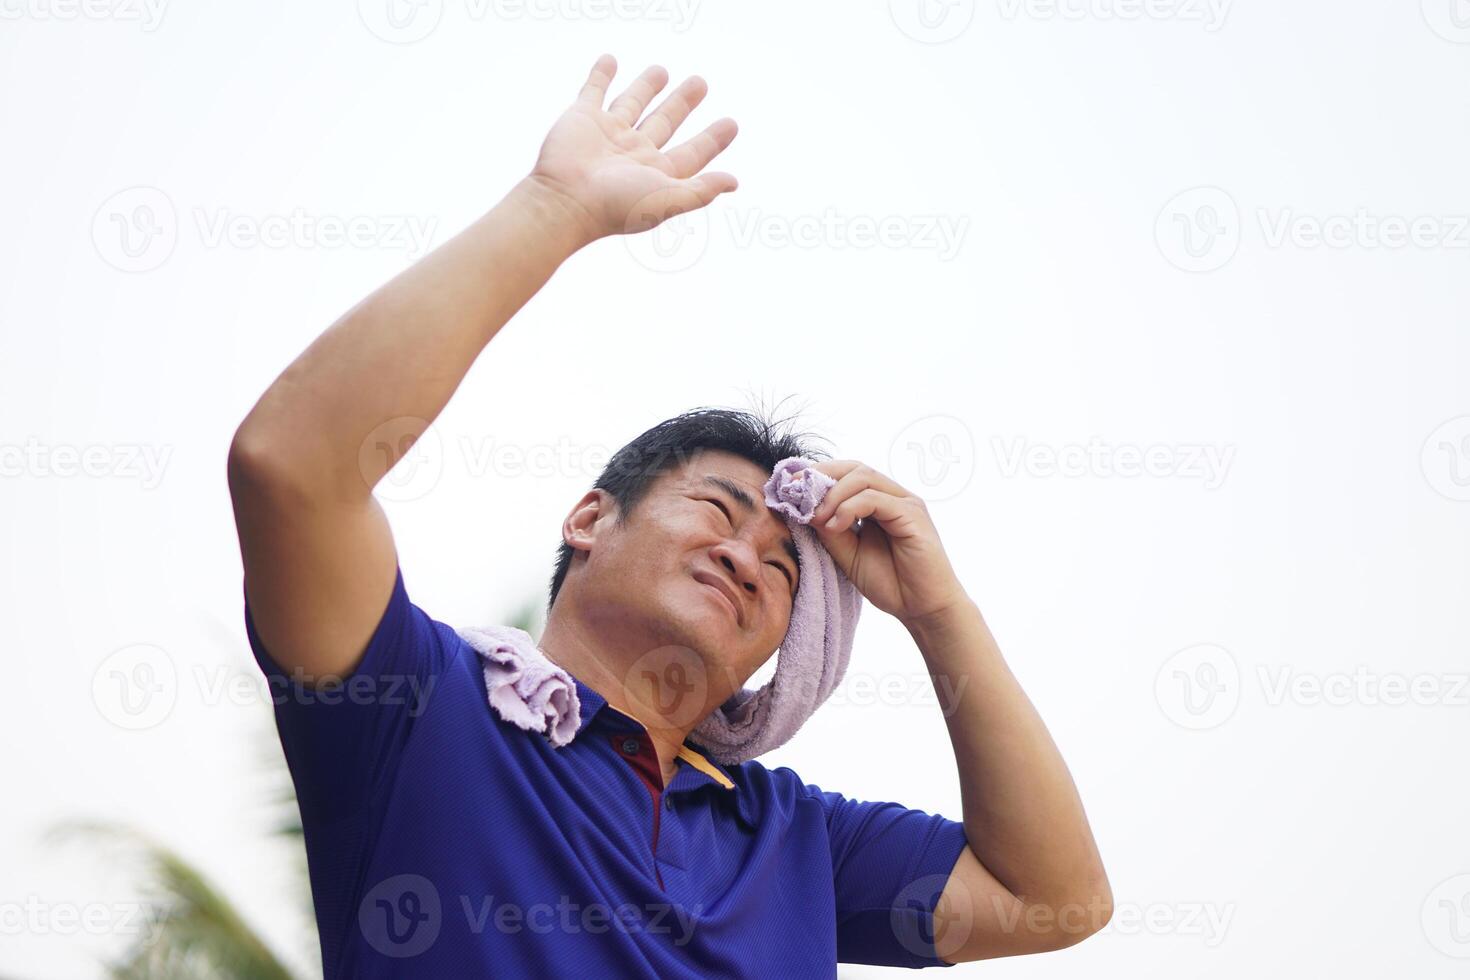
[692,571,743,628]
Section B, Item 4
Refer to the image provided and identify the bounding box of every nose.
[710,538,760,601]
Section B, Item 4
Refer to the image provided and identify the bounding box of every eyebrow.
[700,475,802,577]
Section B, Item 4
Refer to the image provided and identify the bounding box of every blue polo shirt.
[244,564,970,977]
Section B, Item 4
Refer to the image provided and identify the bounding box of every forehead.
[659,449,772,498]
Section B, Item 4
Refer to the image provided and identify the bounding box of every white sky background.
[3,0,1470,976]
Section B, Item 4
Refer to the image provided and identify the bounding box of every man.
[227,54,1112,976]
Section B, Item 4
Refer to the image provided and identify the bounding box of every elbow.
[1036,872,1114,952]
[227,421,319,506]
[227,423,284,497]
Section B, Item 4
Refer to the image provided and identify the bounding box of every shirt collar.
[567,675,756,829]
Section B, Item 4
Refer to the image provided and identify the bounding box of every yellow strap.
[676,744,735,790]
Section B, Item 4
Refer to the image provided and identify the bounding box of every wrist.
[901,594,981,647]
[510,174,600,255]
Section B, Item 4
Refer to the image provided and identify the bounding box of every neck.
[539,603,715,787]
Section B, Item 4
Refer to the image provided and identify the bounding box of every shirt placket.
[607,728,670,890]
[607,729,720,892]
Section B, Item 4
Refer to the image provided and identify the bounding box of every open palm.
[530,55,738,241]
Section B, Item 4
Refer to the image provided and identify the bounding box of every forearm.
[234,175,590,495]
[905,599,1110,911]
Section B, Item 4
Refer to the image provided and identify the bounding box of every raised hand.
[808,461,971,627]
[528,54,739,245]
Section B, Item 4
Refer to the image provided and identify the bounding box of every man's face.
[563,449,801,701]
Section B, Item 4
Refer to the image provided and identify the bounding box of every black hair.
[546,400,829,614]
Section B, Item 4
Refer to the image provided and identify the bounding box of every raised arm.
[807,460,1113,963]
[227,54,737,684]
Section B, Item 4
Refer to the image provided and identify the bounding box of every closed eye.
[705,498,796,597]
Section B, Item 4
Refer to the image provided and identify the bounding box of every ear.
[562,489,615,554]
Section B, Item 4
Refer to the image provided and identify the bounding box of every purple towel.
[457,456,862,765]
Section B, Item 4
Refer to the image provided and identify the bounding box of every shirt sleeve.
[242,565,457,828]
[801,780,971,968]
